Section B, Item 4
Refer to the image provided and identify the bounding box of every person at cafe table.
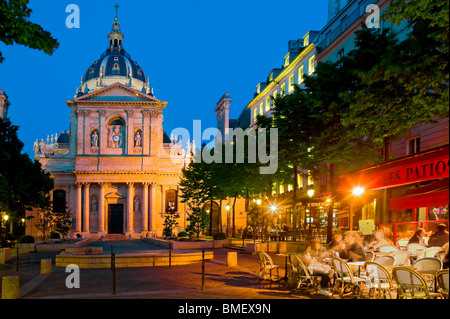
[408,228,426,245]
[339,231,365,262]
[427,224,449,247]
[365,229,390,251]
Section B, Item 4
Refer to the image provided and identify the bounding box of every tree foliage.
[0,118,54,219]
[0,0,59,63]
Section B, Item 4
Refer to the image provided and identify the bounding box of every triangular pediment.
[105,191,126,199]
[73,82,160,103]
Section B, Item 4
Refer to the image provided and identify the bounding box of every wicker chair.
[391,250,411,266]
[406,243,427,256]
[289,254,321,294]
[392,267,442,299]
[373,255,395,267]
[415,247,443,260]
[379,245,400,253]
[331,257,366,298]
[364,261,396,299]
[436,269,449,299]
[257,251,280,282]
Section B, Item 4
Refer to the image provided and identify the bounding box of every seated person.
[326,232,346,257]
[408,228,426,245]
[340,231,365,262]
[427,224,449,247]
[365,229,390,251]
[301,240,334,297]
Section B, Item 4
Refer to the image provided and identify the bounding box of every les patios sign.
[338,147,449,192]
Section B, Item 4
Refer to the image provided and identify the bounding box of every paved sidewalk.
[1,245,327,300]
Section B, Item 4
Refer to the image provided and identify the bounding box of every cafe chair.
[289,254,321,294]
[364,261,396,299]
[391,250,411,266]
[373,255,395,267]
[411,257,443,291]
[406,243,427,256]
[256,251,280,283]
[412,257,443,273]
[415,247,443,260]
[436,269,449,299]
[392,267,442,299]
[379,245,400,253]
[364,251,375,262]
[331,257,366,298]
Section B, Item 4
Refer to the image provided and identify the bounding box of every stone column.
[149,183,157,231]
[76,183,82,232]
[98,182,105,233]
[142,183,149,232]
[83,183,90,233]
[142,110,151,156]
[127,182,134,234]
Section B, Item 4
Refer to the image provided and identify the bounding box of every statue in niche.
[91,130,99,147]
[133,196,141,213]
[91,197,98,212]
[134,130,142,147]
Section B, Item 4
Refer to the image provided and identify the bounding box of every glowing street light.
[256,199,262,205]
[307,188,315,198]
[352,186,365,197]
[3,215,8,222]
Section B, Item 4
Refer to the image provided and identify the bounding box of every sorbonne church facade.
[26,12,196,239]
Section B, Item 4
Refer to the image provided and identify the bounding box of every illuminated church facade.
[27,10,192,238]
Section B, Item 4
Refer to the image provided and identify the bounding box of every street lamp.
[352,186,365,197]
[307,188,315,236]
[225,204,231,236]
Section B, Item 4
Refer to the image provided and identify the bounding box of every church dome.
[78,5,151,96]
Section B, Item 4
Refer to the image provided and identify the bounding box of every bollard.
[2,276,20,299]
[201,250,205,291]
[40,259,52,275]
[227,252,237,267]
[169,242,172,269]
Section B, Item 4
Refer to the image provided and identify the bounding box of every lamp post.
[225,204,231,236]
[307,188,315,237]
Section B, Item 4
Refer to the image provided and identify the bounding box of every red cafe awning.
[389,179,449,210]
[337,146,450,193]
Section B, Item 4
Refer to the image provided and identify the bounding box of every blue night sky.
[0,0,328,156]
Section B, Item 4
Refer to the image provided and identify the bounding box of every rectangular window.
[253,107,257,122]
[280,83,286,97]
[259,102,264,115]
[298,65,304,84]
[265,96,271,112]
[308,55,316,75]
[288,74,294,93]
[408,137,420,155]
[273,90,277,100]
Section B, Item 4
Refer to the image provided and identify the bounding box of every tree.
[0,0,59,63]
[53,207,72,239]
[0,118,54,231]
